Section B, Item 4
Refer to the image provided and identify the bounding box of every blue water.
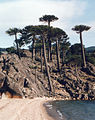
[50,100,95,120]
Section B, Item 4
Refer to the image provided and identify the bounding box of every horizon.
[0,0,95,48]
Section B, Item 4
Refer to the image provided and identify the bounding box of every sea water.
[45,100,95,120]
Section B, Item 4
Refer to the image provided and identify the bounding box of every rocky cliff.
[0,51,95,100]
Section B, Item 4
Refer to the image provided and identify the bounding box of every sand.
[0,97,54,120]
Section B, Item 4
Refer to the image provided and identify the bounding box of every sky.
[0,0,95,48]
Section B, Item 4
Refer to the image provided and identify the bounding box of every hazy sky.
[0,0,95,48]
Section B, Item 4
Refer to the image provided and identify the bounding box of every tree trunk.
[35,67,37,83]
[80,32,86,68]
[50,41,52,61]
[32,36,35,61]
[47,22,52,62]
[42,34,53,93]
[41,45,43,72]
[62,48,66,65]
[48,21,50,27]
[15,34,20,59]
[56,38,60,71]
[48,40,52,61]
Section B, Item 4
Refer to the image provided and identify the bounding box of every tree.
[51,27,68,71]
[36,36,43,72]
[6,28,21,58]
[66,44,83,66]
[60,38,71,65]
[60,35,70,64]
[39,15,58,61]
[39,15,58,27]
[20,25,38,61]
[33,36,43,72]
[69,43,82,55]
[21,25,53,93]
[37,25,53,93]
[72,25,91,68]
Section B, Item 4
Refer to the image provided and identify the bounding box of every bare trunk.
[56,38,60,71]
[41,45,43,72]
[47,22,52,62]
[15,34,20,59]
[48,40,52,61]
[32,36,35,61]
[35,67,37,83]
[80,32,86,68]
[48,21,50,27]
[42,34,53,93]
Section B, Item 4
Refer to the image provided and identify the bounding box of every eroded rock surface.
[0,52,95,100]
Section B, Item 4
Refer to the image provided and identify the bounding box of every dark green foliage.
[68,43,81,55]
[39,15,58,23]
[20,25,35,45]
[60,40,70,56]
[66,54,82,66]
[50,27,66,37]
[6,47,16,53]
[6,28,21,58]
[66,44,84,66]
[65,43,95,66]
[6,28,20,35]
[39,15,58,26]
[72,25,91,33]
[0,48,6,52]
[86,53,95,65]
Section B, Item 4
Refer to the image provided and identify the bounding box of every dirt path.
[0,98,54,120]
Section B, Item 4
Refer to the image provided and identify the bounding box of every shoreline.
[43,101,61,120]
[1,97,95,120]
[43,98,66,120]
[0,97,61,120]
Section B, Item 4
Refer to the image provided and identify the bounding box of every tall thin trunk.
[42,34,53,93]
[35,67,37,83]
[41,45,43,72]
[56,38,60,71]
[48,21,50,27]
[47,21,52,62]
[50,40,52,61]
[62,48,66,65]
[32,36,35,61]
[80,32,86,68]
[48,39,52,61]
[15,34,20,59]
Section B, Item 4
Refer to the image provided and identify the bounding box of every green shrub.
[6,47,16,53]
[65,55,82,66]
[86,54,95,65]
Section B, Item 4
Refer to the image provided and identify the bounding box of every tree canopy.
[72,25,91,33]
[39,15,58,26]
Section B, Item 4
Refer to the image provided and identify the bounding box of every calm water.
[46,100,95,120]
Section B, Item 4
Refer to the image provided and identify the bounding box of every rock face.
[58,64,95,100]
[0,54,47,98]
[0,53,69,99]
[0,52,95,100]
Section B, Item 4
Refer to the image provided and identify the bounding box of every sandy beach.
[0,97,55,120]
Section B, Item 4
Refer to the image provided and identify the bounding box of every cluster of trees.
[6,15,91,93]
